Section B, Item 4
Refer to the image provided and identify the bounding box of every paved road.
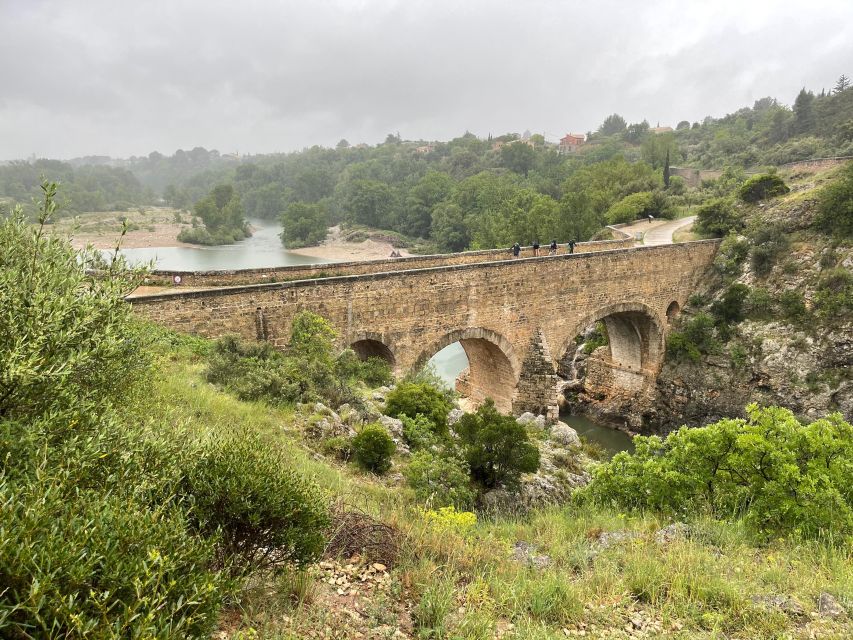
[619,216,697,246]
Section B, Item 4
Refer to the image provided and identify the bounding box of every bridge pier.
[512,330,560,421]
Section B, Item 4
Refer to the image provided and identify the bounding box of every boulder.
[654,523,690,545]
[313,401,340,423]
[549,422,580,448]
[511,541,551,569]
[817,592,846,619]
[378,414,409,456]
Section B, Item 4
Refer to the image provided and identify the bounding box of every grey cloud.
[1,0,851,158]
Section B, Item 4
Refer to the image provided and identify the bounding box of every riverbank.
[289,225,411,261]
[51,207,195,250]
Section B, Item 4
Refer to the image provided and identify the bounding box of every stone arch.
[666,300,681,323]
[558,302,667,376]
[414,328,520,413]
[349,332,396,367]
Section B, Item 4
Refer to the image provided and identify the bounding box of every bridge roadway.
[130,239,720,418]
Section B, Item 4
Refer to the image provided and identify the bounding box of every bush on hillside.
[401,413,443,450]
[666,312,719,363]
[0,474,224,639]
[710,283,749,335]
[814,267,853,319]
[0,183,229,637]
[454,399,540,490]
[586,405,853,538]
[713,233,750,278]
[737,173,789,203]
[352,424,396,474]
[815,161,853,237]
[695,197,743,237]
[605,190,675,225]
[749,224,789,276]
[404,450,476,509]
[335,348,393,387]
[206,336,302,404]
[182,428,329,575]
[385,381,453,432]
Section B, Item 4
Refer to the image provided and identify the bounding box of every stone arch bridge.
[130,241,719,419]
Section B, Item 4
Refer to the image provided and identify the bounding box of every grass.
[139,334,853,639]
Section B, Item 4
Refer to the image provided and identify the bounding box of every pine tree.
[793,87,816,134]
[835,74,851,94]
[663,149,671,188]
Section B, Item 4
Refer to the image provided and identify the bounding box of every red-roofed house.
[559,133,585,153]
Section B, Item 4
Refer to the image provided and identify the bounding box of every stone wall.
[139,237,634,289]
[131,240,720,417]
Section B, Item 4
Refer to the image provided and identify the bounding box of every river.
[117,224,632,455]
[117,218,330,271]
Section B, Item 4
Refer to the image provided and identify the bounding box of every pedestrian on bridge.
[648,214,654,224]
[549,239,557,255]
[567,240,576,254]
[532,240,540,257]
[512,242,521,258]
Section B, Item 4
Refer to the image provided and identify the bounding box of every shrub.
[385,381,453,433]
[401,413,442,450]
[206,336,301,404]
[0,182,149,426]
[779,290,807,322]
[737,173,789,203]
[0,475,224,639]
[422,506,477,535]
[352,424,396,474]
[405,451,476,509]
[335,349,393,388]
[454,399,539,490]
[713,233,749,278]
[815,161,853,237]
[749,224,789,277]
[582,322,609,354]
[813,267,853,319]
[666,312,719,362]
[747,287,774,319]
[586,405,853,538]
[605,190,675,225]
[695,197,742,237]
[710,283,749,326]
[183,428,328,575]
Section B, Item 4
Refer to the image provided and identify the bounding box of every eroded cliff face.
[565,168,853,434]
[647,178,852,433]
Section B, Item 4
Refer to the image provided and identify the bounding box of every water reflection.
[115,218,331,270]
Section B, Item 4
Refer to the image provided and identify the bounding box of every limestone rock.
[447,408,465,426]
[549,422,580,448]
[511,541,551,569]
[817,592,846,619]
[378,415,409,456]
[313,402,340,423]
[594,530,639,549]
[654,523,690,545]
[751,595,806,618]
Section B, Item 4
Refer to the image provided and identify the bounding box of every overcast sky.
[2,0,852,160]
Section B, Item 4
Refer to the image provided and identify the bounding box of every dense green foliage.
[352,424,396,474]
[385,381,454,433]
[0,159,153,215]
[666,312,719,363]
[404,450,476,509]
[183,427,329,574]
[816,160,853,237]
[604,190,674,224]
[695,197,742,237]
[0,184,330,637]
[401,412,444,450]
[453,400,540,490]
[588,405,853,538]
[280,200,329,247]
[737,173,790,202]
[178,183,249,245]
[206,313,389,408]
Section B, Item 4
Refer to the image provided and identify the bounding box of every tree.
[403,171,454,239]
[834,74,850,94]
[663,149,671,188]
[676,120,690,130]
[454,400,540,490]
[280,201,328,247]
[624,120,650,144]
[598,113,627,136]
[500,141,536,176]
[342,179,395,227]
[336,138,350,149]
[793,88,816,134]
